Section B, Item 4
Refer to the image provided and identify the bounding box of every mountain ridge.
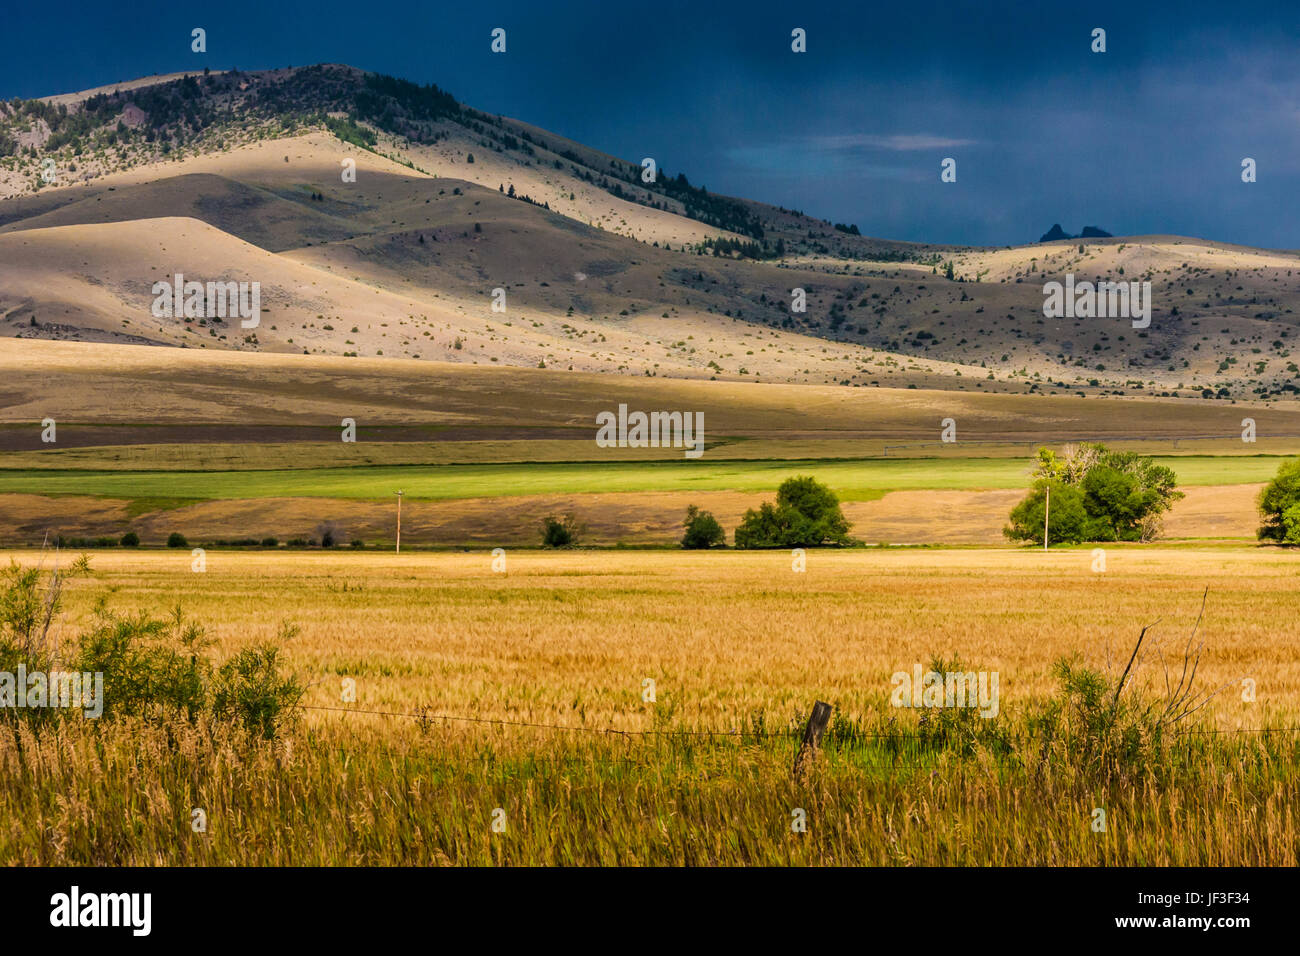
[1,64,1297,402]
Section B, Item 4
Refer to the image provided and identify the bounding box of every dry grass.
[4,715,1296,866]
[8,338,1300,432]
[22,547,1297,730]
[2,546,1297,865]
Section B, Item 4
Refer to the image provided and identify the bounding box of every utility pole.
[1043,485,1050,552]
[395,490,403,554]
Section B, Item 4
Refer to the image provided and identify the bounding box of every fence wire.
[303,703,1300,741]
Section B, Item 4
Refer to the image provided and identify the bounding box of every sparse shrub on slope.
[321,113,377,149]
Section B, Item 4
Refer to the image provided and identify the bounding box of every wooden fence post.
[793,700,833,779]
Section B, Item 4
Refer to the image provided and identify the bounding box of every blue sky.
[6,0,1298,247]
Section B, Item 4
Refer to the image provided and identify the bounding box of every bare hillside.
[1,64,1297,400]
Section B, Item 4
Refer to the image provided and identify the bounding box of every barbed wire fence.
[302,702,1300,741]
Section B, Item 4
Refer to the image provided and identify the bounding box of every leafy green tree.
[1006,443,1182,544]
[1258,458,1300,543]
[734,476,853,548]
[1004,480,1089,544]
[1080,466,1156,541]
[1283,506,1300,544]
[681,505,725,549]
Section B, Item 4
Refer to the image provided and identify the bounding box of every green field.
[0,455,1284,502]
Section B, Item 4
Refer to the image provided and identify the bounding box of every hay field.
[3,546,1297,866]
[35,547,1299,730]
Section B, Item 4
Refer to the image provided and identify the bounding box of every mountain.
[1038,224,1113,242]
[1,65,1298,401]
[0,65,926,261]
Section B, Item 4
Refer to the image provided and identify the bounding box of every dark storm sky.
[6,0,1298,247]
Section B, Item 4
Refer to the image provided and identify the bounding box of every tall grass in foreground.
[2,715,1297,865]
[1,554,1296,866]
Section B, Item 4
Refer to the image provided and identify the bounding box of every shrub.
[56,536,115,548]
[540,514,582,548]
[316,521,339,548]
[733,476,853,548]
[1257,457,1300,543]
[0,555,91,675]
[71,604,210,722]
[261,537,279,548]
[210,628,304,740]
[350,539,365,549]
[119,531,140,547]
[0,551,302,737]
[681,505,725,549]
[1030,595,1221,778]
[166,532,188,548]
[906,655,1011,758]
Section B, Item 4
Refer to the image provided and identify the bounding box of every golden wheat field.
[28,547,1298,729]
[3,545,1298,867]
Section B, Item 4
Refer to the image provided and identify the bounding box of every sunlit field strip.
[0,455,1286,501]
[5,438,1299,471]
[23,547,1298,731]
